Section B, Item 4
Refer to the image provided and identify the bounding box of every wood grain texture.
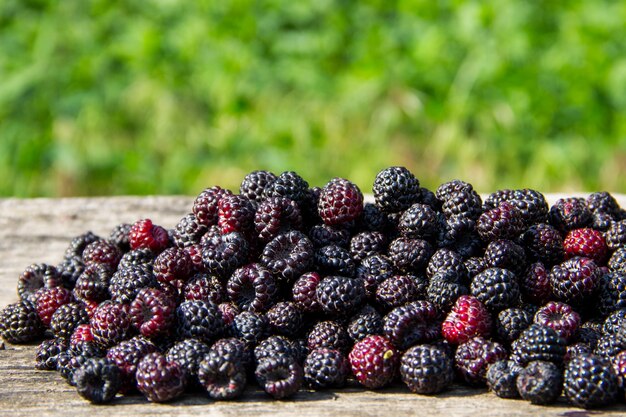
[1,195,626,417]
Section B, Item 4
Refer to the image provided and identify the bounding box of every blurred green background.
[1,0,626,197]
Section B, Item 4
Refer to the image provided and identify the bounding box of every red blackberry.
[36,286,73,326]
[91,301,130,349]
[486,360,523,398]
[165,338,210,386]
[520,262,552,305]
[152,247,193,285]
[564,354,619,408]
[608,248,626,273]
[183,272,224,304]
[534,301,580,342]
[261,231,314,282]
[17,263,61,303]
[129,287,175,338]
[598,272,626,316]
[136,352,185,402]
[198,349,247,400]
[400,344,454,394]
[239,170,277,204]
[303,348,349,389]
[495,307,532,344]
[74,358,122,404]
[262,171,309,204]
[383,300,440,350]
[454,336,507,385]
[50,301,89,340]
[517,223,565,266]
[605,220,626,251]
[484,239,527,276]
[193,186,233,226]
[292,272,321,313]
[70,324,94,349]
[307,320,350,354]
[470,267,520,312]
[516,361,563,405]
[357,254,395,298]
[398,203,438,240]
[129,219,170,254]
[217,194,255,235]
[442,295,492,345]
[201,231,249,278]
[308,224,351,248]
[317,177,364,226]
[314,245,356,277]
[549,197,592,232]
[387,237,433,274]
[266,301,304,337]
[255,355,303,399]
[511,324,566,366]
[176,300,225,343]
[349,231,387,263]
[316,276,366,317]
[550,257,602,305]
[232,311,269,347]
[347,305,384,343]
[349,335,399,389]
[375,275,418,311]
[35,337,69,370]
[82,240,122,269]
[427,274,469,312]
[564,228,608,264]
[477,202,525,242]
[227,263,277,313]
[254,196,302,242]
[372,166,420,213]
[65,231,101,259]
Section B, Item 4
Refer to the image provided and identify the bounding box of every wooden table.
[1,195,625,416]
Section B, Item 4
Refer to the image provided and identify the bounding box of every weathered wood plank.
[1,195,626,416]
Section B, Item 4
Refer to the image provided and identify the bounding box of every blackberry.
[383,300,440,350]
[372,166,420,213]
[314,245,356,277]
[261,231,314,282]
[357,254,395,298]
[316,276,366,317]
[442,295,492,345]
[70,324,94,349]
[608,248,626,273]
[517,223,564,266]
[176,300,225,343]
[483,189,549,226]
[17,263,61,303]
[35,338,69,370]
[400,344,454,395]
[217,194,255,235]
[57,255,85,289]
[91,302,131,349]
[486,360,523,399]
[65,231,101,259]
[107,336,158,393]
[549,197,592,232]
[520,262,552,305]
[441,189,483,221]
[586,191,621,219]
[495,307,532,344]
[578,322,602,349]
[470,268,520,312]
[307,321,350,354]
[109,265,158,304]
[564,228,609,264]
[193,186,233,226]
[349,335,399,389]
[198,350,247,400]
[594,334,626,359]
[73,264,111,303]
[598,273,626,318]
[201,231,249,278]
[153,247,193,285]
[227,263,277,313]
[36,286,73,326]
[398,203,438,240]
[516,361,563,405]
[82,240,122,269]
[129,287,176,338]
[255,355,303,399]
[266,301,304,337]
[255,335,299,363]
[426,274,469,312]
[232,311,268,347]
[347,305,384,343]
[375,275,418,311]
[454,336,507,385]
[238,170,274,202]
[109,223,132,252]
[387,237,433,274]
[171,213,208,248]
[308,224,351,248]
[183,272,225,304]
[484,239,527,276]
[136,352,185,402]
[303,348,349,389]
[565,343,594,362]
[464,256,487,279]
[564,354,619,408]
[118,248,155,270]
[50,302,89,340]
[435,179,474,202]
[605,220,626,251]
[349,231,387,263]
[426,248,468,280]
[262,171,309,204]
[534,301,580,342]
[254,196,302,242]
[550,257,602,305]
[477,202,525,242]
[129,218,170,254]
[166,338,211,386]
[218,302,239,328]
[357,203,390,233]
[511,324,566,366]
[318,177,364,226]
[292,272,321,313]
[74,358,122,404]
[300,187,323,228]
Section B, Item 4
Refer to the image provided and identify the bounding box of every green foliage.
[1,0,625,196]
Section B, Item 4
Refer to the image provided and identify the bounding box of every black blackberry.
[375,275,418,311]
[73,358,121,404]
[387,237,433,274]
[50,302,89,340]
[549,197,592,233]
[347,305,384,343]
[356,254,395,298]
[477,202,525,242]
[35,337,69,370]
[550,257,602,306]
[426,248,468,280]
[436,213,477,250]
[427,274,469,312]
[307,321,350,354]
[602,309,626,336]
[254,335,299,363]
[255,355,303,399]
[586,191,621,218]
[65,231,101,259]
[292,272,321,313]
[372,166,420,213]
[254,196,302,242]
[17,263,61,303]
[593,334,626,359]
[118,248,155,270]
[106,336,158,393]
[564,354,619,408]
[136,352,185,403]
[57,255,85,289]
[435,179,474,202]
[419,187,442,210]
[511,324,567,366]
[171,213,208,248]
[484,239,527,276]
[202,231,249,279]
[400,344,454,395]
[262,171,309,204]
[357,203,390,233]
[464,256,487,279]
[314,245,356,277]
[266,301,304,337]
[73,263,111,303]
[470,268,520,312]
[517,223,564,266]
[495,307,532,344]
[227,263,277,313]
[183,272,225,305]
[349,231,387,263]
[316,276,366,317]
[578,322,602,349]
[565,343,594,362]
[109,265,157,304]
[109,223,132,252]
[483,189,549,226]
[608,248,626,273]
[240,170,277,204]
[516,361,563,405]
[261,231,314,282]
[193,186,233,227]
[605,220,626,251]
[232,311,269,347]
[198,350,247,400]
[383,300,440,350]
[520,262,552,305]
[486,360,523,398]
[598,273,626,317]
[57,351,93,386]
[398,203,439,240]
[303,348,349,389]
[176,300,226,343]
[308,224,351,249]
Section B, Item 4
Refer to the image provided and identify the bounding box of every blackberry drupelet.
[400,344,454,395]
[464,256,487,279]
[261,231,314,282]
[372,166,420,213]
[564,354,619,408]
[303,348,349,389]
[73,358,122,404]
[516,361,563,405]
